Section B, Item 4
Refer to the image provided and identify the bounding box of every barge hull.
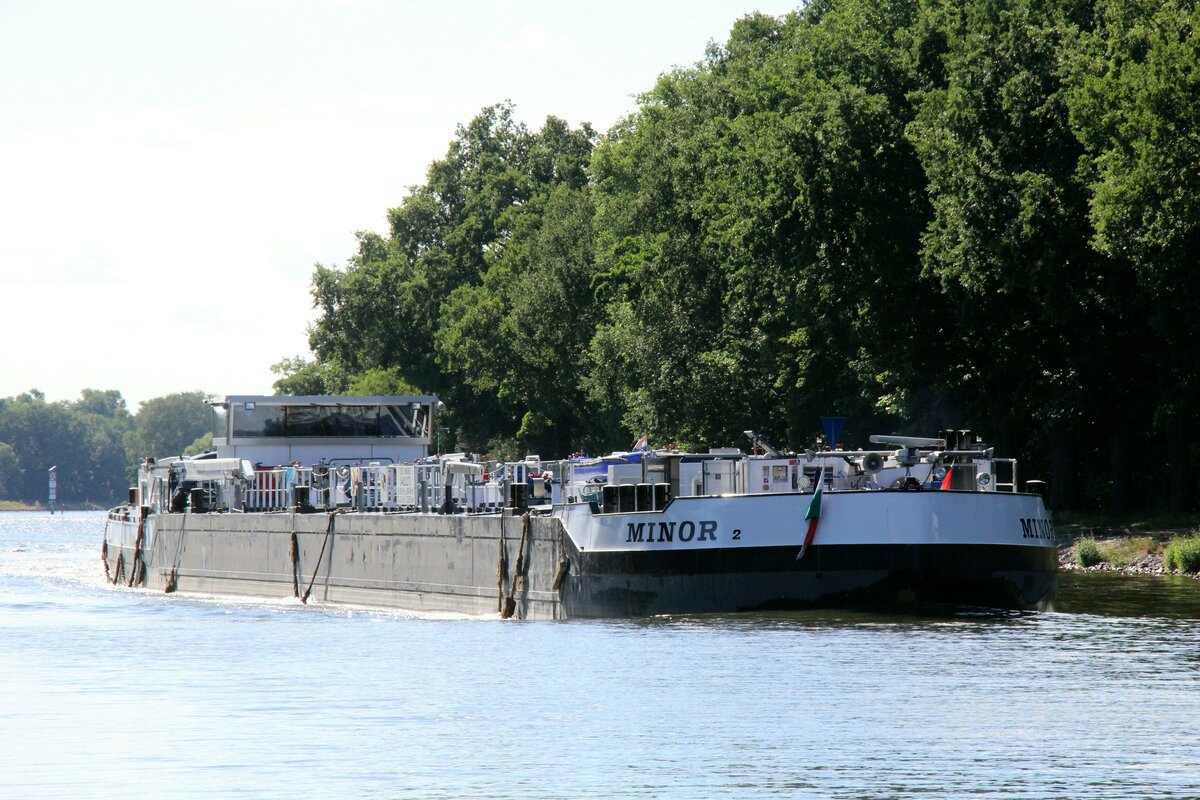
[563,541,1057,617]
[103,511,1056,619]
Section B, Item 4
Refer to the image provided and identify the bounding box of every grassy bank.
[1054,511,1200,536]
[0,500,42,511]
[1061,512,1200,575]
[0,501,108,512]
[1074,536,1159,568]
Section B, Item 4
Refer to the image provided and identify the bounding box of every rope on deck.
[551,524,571,594]
[164,511,188,593]
[101,538,112,583]
[501,512,530,619]
[127,510,147,588]
[496,524,509,613]
[301,508,344,604]
[289,530,301,598]
[552,556,571,592]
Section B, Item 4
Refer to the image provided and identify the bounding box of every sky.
[0,0,796,410]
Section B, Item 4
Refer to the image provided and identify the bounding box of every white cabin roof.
[211,394,440,407]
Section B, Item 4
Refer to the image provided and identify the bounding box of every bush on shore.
[1163,535,1200,574]
[1076,537,1104,568]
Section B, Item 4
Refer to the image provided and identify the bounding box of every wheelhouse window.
[232,404,285,437]
[381,404,426,437]
[284,406,378,437]
[229,402,431,439]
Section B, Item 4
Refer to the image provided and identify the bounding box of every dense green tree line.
[280,0,1200,513]
[0,390,210,505]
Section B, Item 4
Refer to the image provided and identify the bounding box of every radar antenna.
[868,435,946,449]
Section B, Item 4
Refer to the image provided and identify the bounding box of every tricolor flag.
[796,468,824,560]
[632,435,649,452]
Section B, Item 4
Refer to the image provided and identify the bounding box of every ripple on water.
[2,511,1200,799]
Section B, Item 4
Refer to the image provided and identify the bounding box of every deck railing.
[993,458,1018,493]
[239,463,505,513]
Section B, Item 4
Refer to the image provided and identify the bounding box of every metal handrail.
[993,458,1018,492]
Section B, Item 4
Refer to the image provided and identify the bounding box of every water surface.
[2,511,1199,799]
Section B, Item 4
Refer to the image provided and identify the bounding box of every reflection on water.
[3,512,1200,800]
[1055,570,1200,618]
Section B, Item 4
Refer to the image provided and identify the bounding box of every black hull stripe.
[563,543,1057,617]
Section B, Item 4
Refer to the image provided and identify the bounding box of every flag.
[796,468,824,560]
[632,435,649,452]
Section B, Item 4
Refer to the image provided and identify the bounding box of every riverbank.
[0,501,43,511]
[0,501,104,512]
[1058,520,1200,579]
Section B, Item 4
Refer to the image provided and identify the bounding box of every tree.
[264,0,1197,512]
[307,103,547,394]
[73,389,128,418]
[305,105,598,453]
[904,0,1130,506]
[125,391,211,462]
[0,391,102,503]
[346,368,421,396]
[183,432,213,457]
[271,356,347,396]
[1067,0,1200,510]
[70,389,135,501]
[436,183,607,454]
[586,3,938,449]
[0,442,20,499]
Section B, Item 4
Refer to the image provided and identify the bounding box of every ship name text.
[626,520,717,544]
[1019,517,1055,540]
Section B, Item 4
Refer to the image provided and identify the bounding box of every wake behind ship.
[103,395,1057,618]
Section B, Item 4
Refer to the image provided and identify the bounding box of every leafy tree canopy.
[262,0,1198,511]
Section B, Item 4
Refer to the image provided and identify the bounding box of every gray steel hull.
[102,510,1056,619]
[105,511,566,619]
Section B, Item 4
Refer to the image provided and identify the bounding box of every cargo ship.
[102,395,1057,618]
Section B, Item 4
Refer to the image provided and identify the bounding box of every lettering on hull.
[1019,517,1055,540]
[627,520,718,544]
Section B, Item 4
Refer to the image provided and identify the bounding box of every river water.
[2,511,1199,800]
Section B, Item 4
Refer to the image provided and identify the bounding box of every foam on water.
[146,586,500,621]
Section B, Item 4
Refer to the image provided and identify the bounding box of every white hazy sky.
[0,0,796,409]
